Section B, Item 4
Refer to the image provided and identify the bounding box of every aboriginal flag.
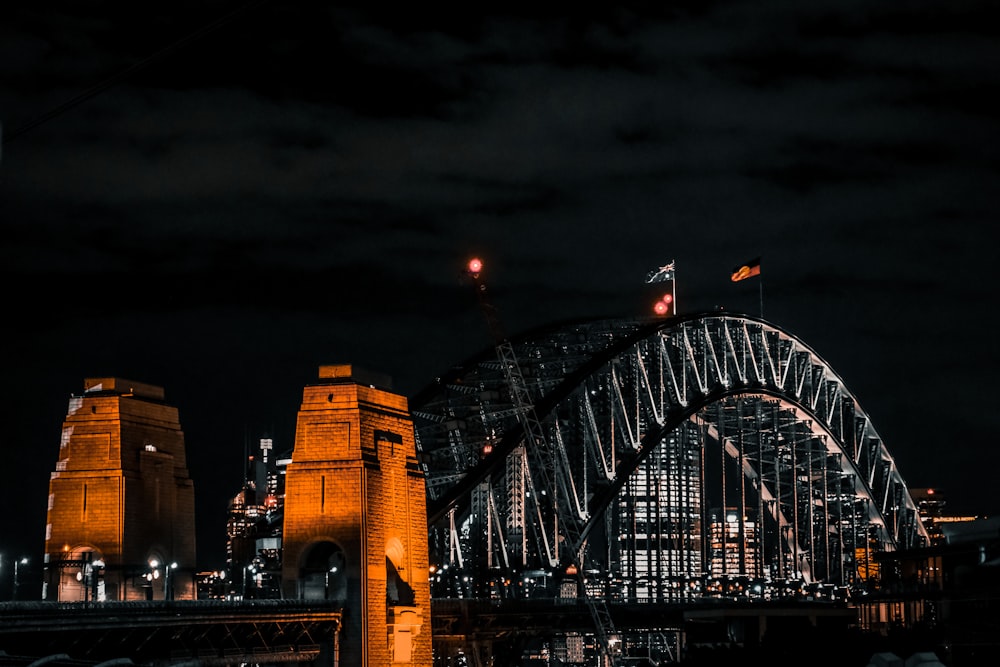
[731,257,761,282]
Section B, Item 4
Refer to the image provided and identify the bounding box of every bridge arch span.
[413,312,927,602]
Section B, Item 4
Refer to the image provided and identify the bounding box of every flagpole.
[758,257,764,318]
[673,262,677,314]
[759,279,764,319]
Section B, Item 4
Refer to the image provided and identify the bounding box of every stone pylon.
[281,364,432,667]
[43,377,196,601]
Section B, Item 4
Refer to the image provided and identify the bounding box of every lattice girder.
[413,313,928,601]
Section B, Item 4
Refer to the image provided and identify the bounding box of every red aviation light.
[467,257,483,275]
[653,292,674,316]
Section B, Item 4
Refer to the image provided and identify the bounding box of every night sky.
[3,1,999,571]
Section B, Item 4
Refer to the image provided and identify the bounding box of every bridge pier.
[281,365,432,667]
[42,377,197,602]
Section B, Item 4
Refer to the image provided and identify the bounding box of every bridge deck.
[0,598,855,665]
[0,600,342,666]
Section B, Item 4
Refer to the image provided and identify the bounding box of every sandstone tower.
[281,365,431,667]
[43,377,197,601]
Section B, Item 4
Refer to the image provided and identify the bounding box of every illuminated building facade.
[617,424,703,602]
[221,437,288,599]
[707,508,759,581]
[909,487,982,548]
[42,377,197,601]
[909,487,948,545]
[281,365,432,667]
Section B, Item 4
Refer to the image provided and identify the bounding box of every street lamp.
[13,557,28,601]
[145,559,161,600]
[164,562,178,600]
[91,559,105,602]
[242,563,256,599]
[73,554,105,603]
[325,566,338,600]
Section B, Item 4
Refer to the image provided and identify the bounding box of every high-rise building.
[707,507,759,580]
[616,425,703,602]
[909,487,982,547]
[221,437,288,599]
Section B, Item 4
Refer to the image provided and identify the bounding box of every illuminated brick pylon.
[281,365,431,667]
[43,377,197,601]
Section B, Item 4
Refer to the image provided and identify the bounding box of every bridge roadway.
[431,596,857,664]
[0,597,856,665]
[0,599,341,666]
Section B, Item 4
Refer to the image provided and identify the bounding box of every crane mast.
[464,257,619,666]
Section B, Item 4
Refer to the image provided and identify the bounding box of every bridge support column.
[43,377,197,602]
[282,364,432,667]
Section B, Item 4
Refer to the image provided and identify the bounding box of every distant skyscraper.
[707,507,759,580]
[910,487,948,545]
[222,436,287,599]
[616,424,703,602]
[909,487,983,547]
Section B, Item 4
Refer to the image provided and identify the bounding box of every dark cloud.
[3,0,999,567]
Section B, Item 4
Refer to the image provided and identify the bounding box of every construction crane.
[463,257,620,666]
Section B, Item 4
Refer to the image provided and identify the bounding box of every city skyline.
[3,2,999,569]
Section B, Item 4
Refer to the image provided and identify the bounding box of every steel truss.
[413,312,928,607]
[0,599,339,664]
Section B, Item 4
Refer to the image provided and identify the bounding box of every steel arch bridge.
[411,311,928,606]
